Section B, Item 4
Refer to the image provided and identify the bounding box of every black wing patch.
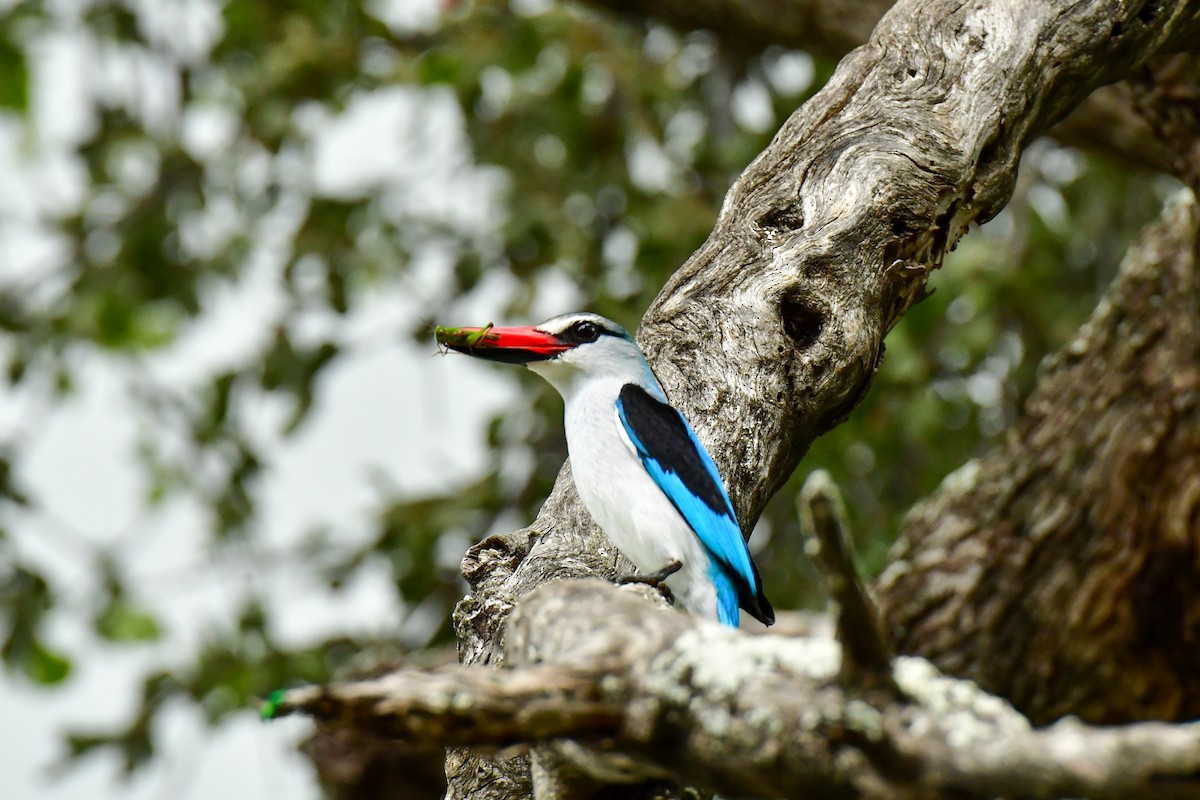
[617,383,775,626]
[616,384,730,516]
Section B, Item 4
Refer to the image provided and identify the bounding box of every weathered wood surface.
[581,0,1193,173]
[877,190,1200,726]
[285,580,1200,800]
[300,183,1200,800]
[448,1,1200,796]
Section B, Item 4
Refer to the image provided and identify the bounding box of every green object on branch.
[260,689,286,721]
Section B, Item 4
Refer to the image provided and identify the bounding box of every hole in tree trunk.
[780,292,825,349]
[758,204,805,233]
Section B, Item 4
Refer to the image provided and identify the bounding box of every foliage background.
[0,0,1175,796]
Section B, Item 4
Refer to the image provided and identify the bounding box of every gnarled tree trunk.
[298,186,1200,800]
[579,0,1190,173]
[296,1,1200,798]
[876,191,1200,726]
[443,0,1200,797]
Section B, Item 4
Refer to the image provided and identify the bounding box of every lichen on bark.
[446,1,1200,795]
[432,1,1200,796]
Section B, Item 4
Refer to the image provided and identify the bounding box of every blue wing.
[615,384,773,626]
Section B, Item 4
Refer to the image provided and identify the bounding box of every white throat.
[526,336,664,404]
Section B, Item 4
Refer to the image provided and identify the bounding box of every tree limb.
[450,2,1200,795]
[876,186,1200,726]
[283,580,1200,800]
[272,665,619,745]
[576,0,884,61]
[575,0,1188,173]
[800,471,895,691]
[1128,53,1200,191]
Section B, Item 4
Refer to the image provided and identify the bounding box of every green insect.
[259,688,286,721]
[434,322,494,353]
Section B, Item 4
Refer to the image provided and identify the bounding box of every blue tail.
[711,563,740,626]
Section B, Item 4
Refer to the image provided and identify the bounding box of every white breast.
[562,379,719,621]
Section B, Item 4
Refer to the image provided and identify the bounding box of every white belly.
[564,384,719,621]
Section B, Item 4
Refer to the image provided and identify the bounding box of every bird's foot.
[617,559,682,605]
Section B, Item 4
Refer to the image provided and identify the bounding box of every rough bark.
[800,471,895,691]
[1130,53,1200,192]
[577,0,1186,173]
[302,649,460,800]
[875,190,1200,726]
[449,1,1200,796]
[281,580,1200,800]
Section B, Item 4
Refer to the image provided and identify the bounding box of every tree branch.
[799,471,895,691]
[282,580,1200,800]
[576,0,884,60]
[271,665,619,745]
[450,2,1200,794]
[876,185,1200,726]
[575,0,1188,172]
[1128,52,1200,191]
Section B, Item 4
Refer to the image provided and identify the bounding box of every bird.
[437,311,773,628]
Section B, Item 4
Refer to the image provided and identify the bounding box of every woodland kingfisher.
[437,312,773,628]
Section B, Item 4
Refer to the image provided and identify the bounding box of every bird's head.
[436,312,656,397]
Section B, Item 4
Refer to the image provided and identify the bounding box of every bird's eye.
[572,321,600,342]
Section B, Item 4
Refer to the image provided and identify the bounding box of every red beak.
[436,325,572,364]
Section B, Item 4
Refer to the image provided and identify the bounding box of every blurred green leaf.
[1,564,61,681]
[25,641,73,685]
[417,49,463,85]
[0,450,29,505]
[95,601,162,643]
[0,33,28,112]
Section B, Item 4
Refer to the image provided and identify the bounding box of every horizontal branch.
[281,580,1200,799]
[449,1,1200,795]
[269,665,618,746]
[578,0,1183,172]
[577,0,883,60]
[923,716,1200,800]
